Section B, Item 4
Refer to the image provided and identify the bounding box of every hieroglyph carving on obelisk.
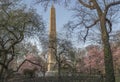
[48,4,57,72]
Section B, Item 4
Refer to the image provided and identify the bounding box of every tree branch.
[14,59,42,72]
[85,19,99,28]
[81,19,99,42]
[6,46,15,67]
[7,37,23,51]
[5,26,19,40]
[83,28,89,42]
[105,1,120,16]
[78,0,95,9]
[106,18,112,33]
[3,39,14,46]
[0,62,8,69]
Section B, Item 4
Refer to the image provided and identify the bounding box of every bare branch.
[3,39,14,46]
[83,28,89,42]
[5,26,19,40]
[1,6,10,17]
[7,34,24,51]
[103,0,107,7]
[85,19,99,28]
[15,59,42,72]
[106,18,112,33]
[78,0,95,9]
[7,20,31,50]
[105,1,120,15]
[0,62,8,69]
[6,46,15,66]
[81,19,99,42]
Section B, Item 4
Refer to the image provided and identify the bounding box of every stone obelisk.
[46,4,57,76]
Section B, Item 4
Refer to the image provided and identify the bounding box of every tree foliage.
[0,0,45,78]
[80,43,120,75]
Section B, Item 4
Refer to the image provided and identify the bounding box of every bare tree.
[35,0,71,11]
[49,37,75,78]
[72,1,120,82]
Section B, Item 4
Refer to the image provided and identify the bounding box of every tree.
[45,32,75,77]
[67,1,120,82]
[15,42,39,59]
[35,0,120,82]
[0,0,45,79]
[18,53,46,77]
[56,38,75,76]
[110,33,120,74]
[110,31,120,46]
[35,0,71,11]
[72,1,120,81]
[83,44,120,75]
[84,45,104,74]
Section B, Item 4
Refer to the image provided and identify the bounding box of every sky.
[23,0,73,32]
[22,0,79,50]
[22,0,120,50]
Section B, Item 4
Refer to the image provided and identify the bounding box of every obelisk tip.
[51,3,54,8]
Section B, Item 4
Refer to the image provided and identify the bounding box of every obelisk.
[46,4,57,75]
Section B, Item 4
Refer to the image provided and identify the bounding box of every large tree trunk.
[100,16,115,82]
[0,52,6,79]
[0,66,4,79]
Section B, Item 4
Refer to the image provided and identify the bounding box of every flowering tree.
[18,53,47,77]
[84,45,104,74]
[83,44,120,74]
[112,45,120,74]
